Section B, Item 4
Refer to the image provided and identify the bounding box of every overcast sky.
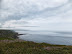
[0,0,72,31]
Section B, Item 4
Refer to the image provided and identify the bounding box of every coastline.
[0,30,72,54]
[0,30,72,46]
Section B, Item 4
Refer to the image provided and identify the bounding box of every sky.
[0,0,72,31]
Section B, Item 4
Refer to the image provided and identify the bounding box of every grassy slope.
[0,37,14,40]
[0,30,18,39]
[0,30,72,54]
[0,41,72,54]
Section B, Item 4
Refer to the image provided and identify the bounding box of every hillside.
[0,30,72,54]
[0,30,18,39]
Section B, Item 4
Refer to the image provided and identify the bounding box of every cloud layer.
[0,0,72,31]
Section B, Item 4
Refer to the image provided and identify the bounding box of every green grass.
[0,40,72,54]
[0,37,14,40]
[0,30,18,39]
[0,30,72,54]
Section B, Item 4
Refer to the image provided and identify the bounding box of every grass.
[0,39,72,54]
[0,30,72,54]
[0,37,14,40]
[0,30,18,39]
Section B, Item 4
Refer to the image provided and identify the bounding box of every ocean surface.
[16,30,72,45]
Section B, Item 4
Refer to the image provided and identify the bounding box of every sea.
[16,30,72,45]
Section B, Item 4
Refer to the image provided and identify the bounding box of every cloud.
[0,0,72,31]
[0,0,68,20]
[1,19,28,28]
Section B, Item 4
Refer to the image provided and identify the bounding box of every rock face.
[0,30,18,39]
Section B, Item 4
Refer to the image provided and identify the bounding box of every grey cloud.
[3,0,72,20]
[0,0,72,31]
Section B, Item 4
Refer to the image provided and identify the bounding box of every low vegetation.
[0,30,72,54]
[0,30,18,39]
[0,41,72,54]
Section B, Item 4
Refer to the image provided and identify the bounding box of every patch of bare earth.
[44,46,63,50]
[0,39,25,43]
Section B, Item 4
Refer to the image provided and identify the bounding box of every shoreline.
[0,30,71,46]
[0,30,72,54]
